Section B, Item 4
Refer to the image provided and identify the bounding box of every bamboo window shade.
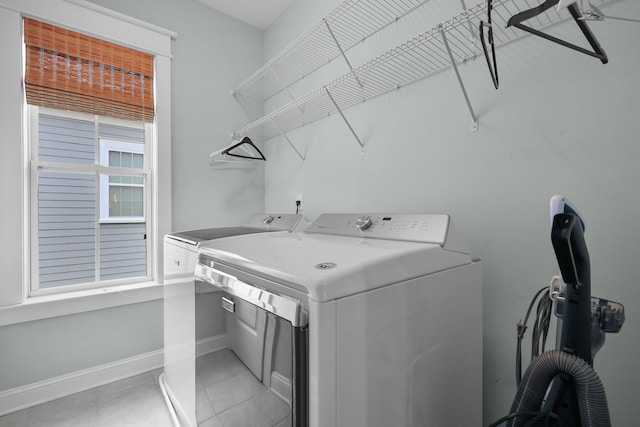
[24,18,155,123]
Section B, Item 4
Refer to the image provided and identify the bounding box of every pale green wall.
[0,301,163,390]
[0,0,264,393]
[263,0,640,425]
[87,0,266,231]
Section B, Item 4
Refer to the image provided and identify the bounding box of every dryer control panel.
[306,213,450,244]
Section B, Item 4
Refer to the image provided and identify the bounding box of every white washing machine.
[161,213,308,427]
[195,213,482,427]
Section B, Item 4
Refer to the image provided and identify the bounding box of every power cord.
[531,285,553,360]
[515,280,553,386]
[487,409,566,427]
[295,199,301,214]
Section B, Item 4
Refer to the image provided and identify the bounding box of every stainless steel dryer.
[160,213,308,427]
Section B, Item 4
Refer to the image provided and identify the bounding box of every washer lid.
[198,231,473,302]
[166,226,266,246]
[165,213,308,246]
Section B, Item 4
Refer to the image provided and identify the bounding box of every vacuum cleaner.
[491,195,625,426]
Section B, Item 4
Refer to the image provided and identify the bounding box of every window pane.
[109,151,120,167]
[38,171,96,288]
[99,223,147,281]
[108,150,145,169]
[109,186,121,217]
[132,153,143,169]
[121,187,132,216]
[38,115,95,164]
[34,112,149,291]
[131,188,144,216]
[99,124,145,143]
[121,152,133,168]
[107,178,144,219]
[110,175,132,185]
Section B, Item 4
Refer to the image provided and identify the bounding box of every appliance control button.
[263,215,274,224]
[355,215,373,231]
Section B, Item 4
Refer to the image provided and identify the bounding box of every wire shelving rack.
[231,0,614,159]
[233,0,434,101]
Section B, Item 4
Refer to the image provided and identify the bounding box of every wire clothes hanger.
[209,136,266,164]
[506,0,608,64]
[479,0,499,89]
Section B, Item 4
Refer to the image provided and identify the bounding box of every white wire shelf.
[233,0,613,147]
[233,0,433,101]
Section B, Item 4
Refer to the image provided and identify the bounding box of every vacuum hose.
[507,350,610,427]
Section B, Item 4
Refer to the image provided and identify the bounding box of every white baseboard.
[0,334,228,417]
[0,348,163,416]
[196,333,228,358]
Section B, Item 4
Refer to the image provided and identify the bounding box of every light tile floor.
[0,349,291,427]
[0,369,172,427]
[196,349,290,427]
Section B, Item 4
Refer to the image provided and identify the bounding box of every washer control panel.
[243,213,305,231]
[306,213,450,244]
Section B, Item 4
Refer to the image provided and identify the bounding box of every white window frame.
[28,107,154,297]
[0,0,175,325]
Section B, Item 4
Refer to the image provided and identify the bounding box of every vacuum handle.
[551,213,592,365]
[551,214,589,286]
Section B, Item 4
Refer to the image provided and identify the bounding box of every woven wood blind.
[24,18,155,123]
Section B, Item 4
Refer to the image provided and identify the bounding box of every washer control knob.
[263,215,275,224]
[355,215,373,231]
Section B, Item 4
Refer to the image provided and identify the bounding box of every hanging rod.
[233,0,433,101]
[233,0,614,141]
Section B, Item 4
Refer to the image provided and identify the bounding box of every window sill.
[0,281,164,326]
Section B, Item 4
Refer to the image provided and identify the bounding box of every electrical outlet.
[295,193,303,212]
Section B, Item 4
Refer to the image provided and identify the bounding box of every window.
[24,18,155,295]
[30,108,152,293]
[0,0,172,314]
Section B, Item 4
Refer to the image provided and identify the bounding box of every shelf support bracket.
[460,0,477,45]
[269,65,305,113]
[324,19,364,90]
[440,27,479,132]
[270,118,306,161]
[325,87,365,153]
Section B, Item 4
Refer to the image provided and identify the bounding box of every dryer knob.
[355,215,373,231]
[263,215,275,224]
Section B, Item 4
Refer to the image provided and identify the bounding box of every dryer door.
[225,295,267,380]
[195,262,309,426]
